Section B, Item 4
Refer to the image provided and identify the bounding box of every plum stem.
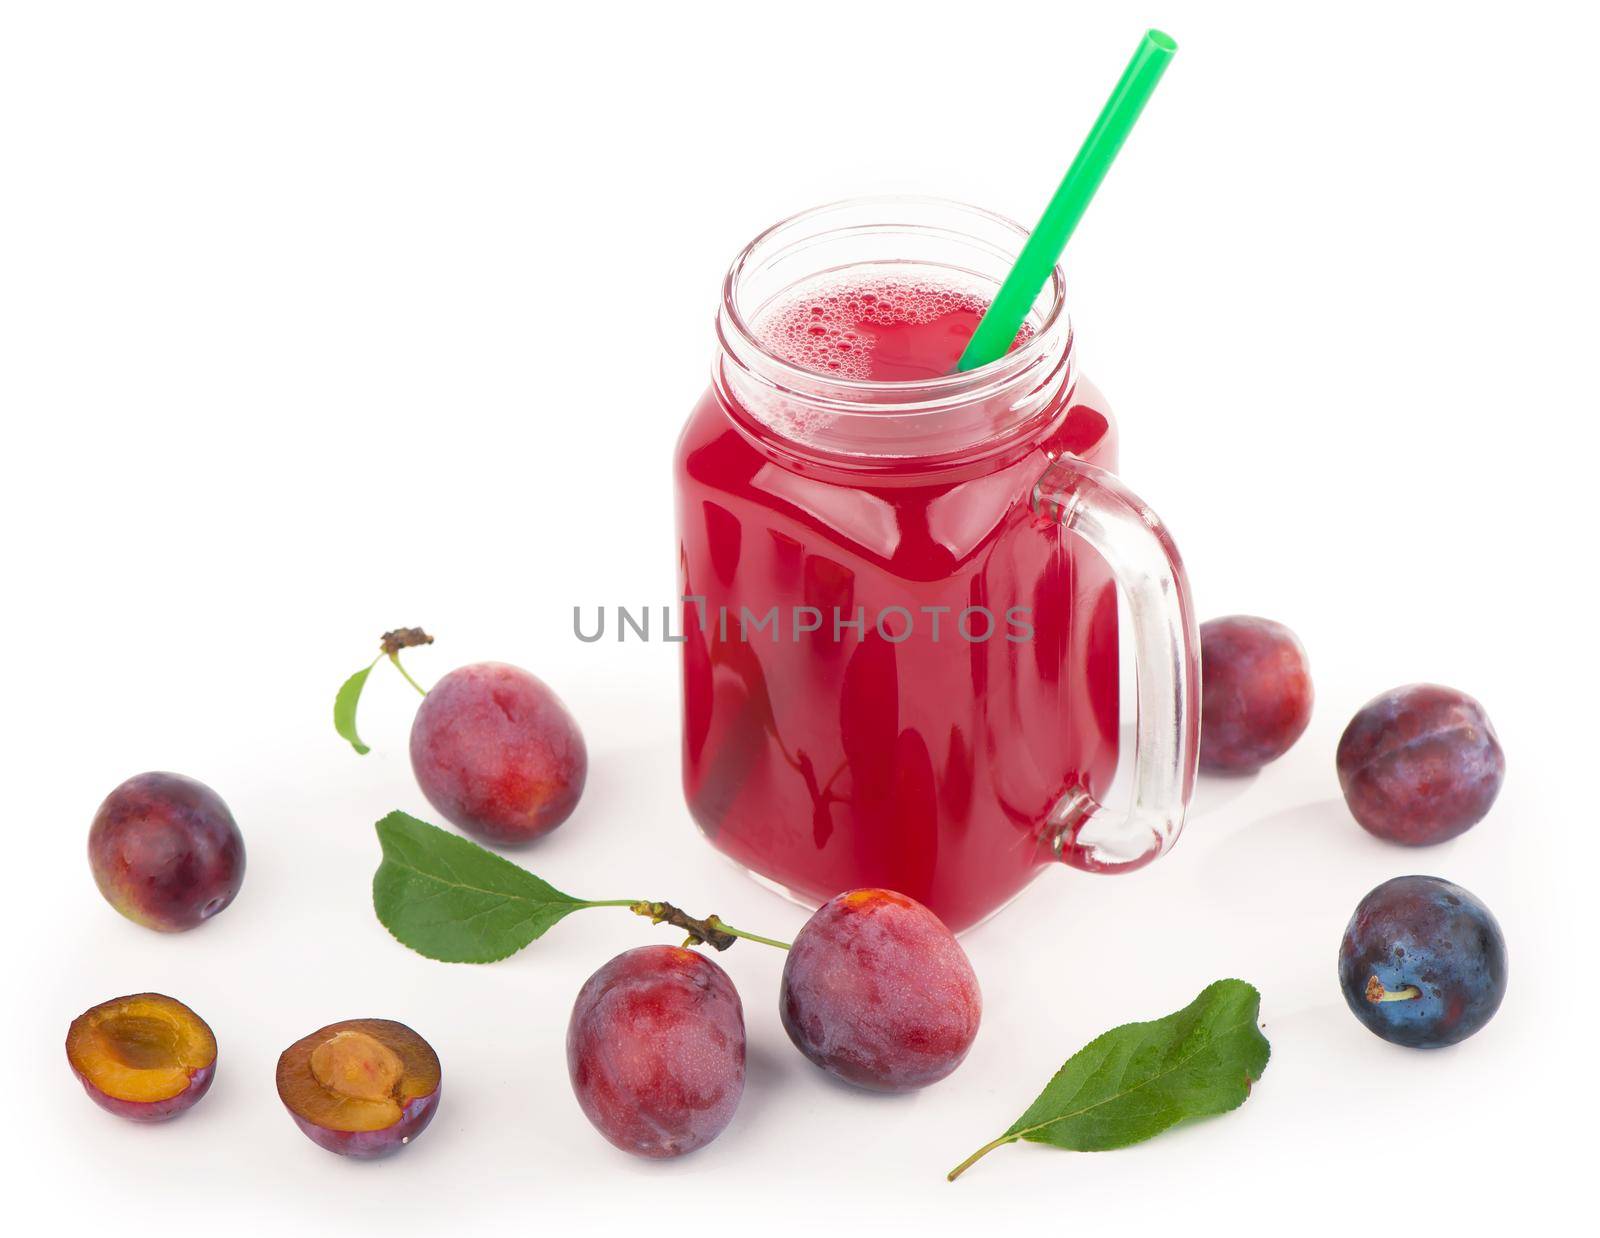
[708,918,792,951]
[379,627,434,656]
[377,628,433,696]
[387,652,429,698]
[947,1134,1018,1181]
[1365,975,1422,1003]
[627,901,791,952]
[335,629,435,755]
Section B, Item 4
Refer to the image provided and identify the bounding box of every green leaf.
[373,811,596,962]
[334,663,375,754]
[949,979,1270,1180]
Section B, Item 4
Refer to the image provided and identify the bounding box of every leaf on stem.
[334,664,375,755]
[373,811,594,963]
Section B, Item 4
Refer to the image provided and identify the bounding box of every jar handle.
[1034,455,1200,871]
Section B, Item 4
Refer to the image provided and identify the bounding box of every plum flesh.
[409,662,587,846]
[780,889,981,1092]
[1198,616,1313,774]
[88,772,245,932]
[567,945,745,1159]
[1337,684,1504,845]
[276,1019,441,1158]
[1338,875,1507,1048]
[66,993,216,1121]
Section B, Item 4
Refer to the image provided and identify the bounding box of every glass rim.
[717,194,1070,409]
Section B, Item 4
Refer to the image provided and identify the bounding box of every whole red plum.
[409,662,587,846]
[566,946,746,1159]
[1198,615,1314,774]
[780,889,980,1092]
[1336,684,1504,845]
[88,772,245,932]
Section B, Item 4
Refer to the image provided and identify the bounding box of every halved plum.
[276,1019,440,1159]
[66,993,216,1122]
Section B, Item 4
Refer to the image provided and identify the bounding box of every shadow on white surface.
[1188,769,1258,819]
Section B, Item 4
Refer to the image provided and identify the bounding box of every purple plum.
[1199,616,1313,774]
[567,945,745,1159]
[1337,685,1504,845]
[410,662,587,846]
[88,772,245,931]
[781,889,981,1092]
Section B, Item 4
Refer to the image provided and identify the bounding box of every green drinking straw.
[957,28,1178,371]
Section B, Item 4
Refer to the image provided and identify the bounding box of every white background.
[3,1,1594,1232]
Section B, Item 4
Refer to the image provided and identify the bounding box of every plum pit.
[277,1019,441,1158]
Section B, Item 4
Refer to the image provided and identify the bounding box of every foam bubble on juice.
[753,268,1032,382]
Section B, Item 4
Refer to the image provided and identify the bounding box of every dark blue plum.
[1338,875,1507,1048]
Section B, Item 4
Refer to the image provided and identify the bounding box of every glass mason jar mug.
[673,198,1199,932]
